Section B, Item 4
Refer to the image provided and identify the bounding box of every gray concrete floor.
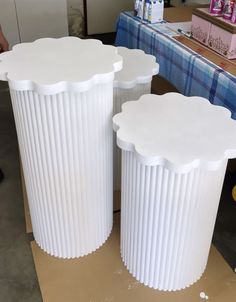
[212,168,236,269]
[0,77,235,301]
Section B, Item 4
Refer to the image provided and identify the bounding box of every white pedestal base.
[113,83,151,190]
[121,150,227,291]
[11,83,113,258]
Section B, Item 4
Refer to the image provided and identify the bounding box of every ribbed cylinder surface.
[113,83,151,191]
[121,150,227,291]
[10,83,113,258]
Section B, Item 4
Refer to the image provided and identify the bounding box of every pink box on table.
[191,8,236,59]
[191,14,211,45]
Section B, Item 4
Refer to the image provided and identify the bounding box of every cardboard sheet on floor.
[31,214,236,302]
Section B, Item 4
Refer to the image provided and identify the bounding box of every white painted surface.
[15,0,68,42]
[113,93,236,290]
[113,83,151,190]
[11,84,114,258]
[0,0,68,48]
[114,47,159,89]
[0,37,122,94]
[113,93,236,172]
[86,0,134,34]
[0,37,123,258]
[113,47,159,190]
[120,150,227,290]
[0,0,20,48]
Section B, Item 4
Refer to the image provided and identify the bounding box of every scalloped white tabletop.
[0,37,123,94]
[113,93,236,172]
[114,47,159,89]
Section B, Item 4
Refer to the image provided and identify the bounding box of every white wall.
[1,0,132,42]
[0,0,69,47]
[0,0,20,48]
[15,0,68,42]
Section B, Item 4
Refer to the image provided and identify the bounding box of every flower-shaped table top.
[113,93,236,173]
[0,37,122,94]
[114,47,159,89]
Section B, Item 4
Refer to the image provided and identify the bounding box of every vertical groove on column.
[113,83,151,116]
[120,151,227,291]
[168,173,188,290]
[11,90,45,248]
[140,164,151,283]
[10,83,113,258]
[177,168,201,288]
[113,83,151,191]
[143,165,157,284]
[29,91,58,253]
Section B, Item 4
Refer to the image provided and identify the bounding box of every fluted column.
[121,150,227,291]
[112,47,159,191]
[113,93,236,291]
[10,83,113,258]
[113,83,151,190]
[113,83,151,116]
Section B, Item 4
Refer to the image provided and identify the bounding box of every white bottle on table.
[137,0,145,19]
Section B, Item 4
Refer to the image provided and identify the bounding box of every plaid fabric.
[115,12,236,119]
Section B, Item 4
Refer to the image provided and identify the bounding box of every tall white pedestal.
[113,93,236,290]
[0,37,122,258]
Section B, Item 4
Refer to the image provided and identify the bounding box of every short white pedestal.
[113,47,159,190]
[113,93,236,291]
[0,37,122,258]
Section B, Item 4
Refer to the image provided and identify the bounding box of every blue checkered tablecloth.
[115,12,236,119]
